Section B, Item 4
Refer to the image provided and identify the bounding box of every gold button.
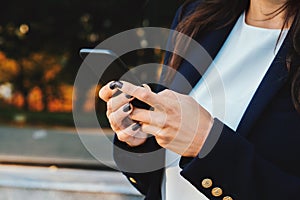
[129,177,137,184]
[211,187,223,197]
[223,196,233,200]
[201,178,213,188]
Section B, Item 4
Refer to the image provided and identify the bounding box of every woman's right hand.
[99,81,148,147]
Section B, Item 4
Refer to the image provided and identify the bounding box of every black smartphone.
[79,48,152,109]
[79,48,140,85]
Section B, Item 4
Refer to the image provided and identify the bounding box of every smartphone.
[79,48,152,109]
[79,48,141,85]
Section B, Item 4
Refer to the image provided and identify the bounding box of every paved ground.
[0,164,143,200]
[0,125,115,169]
[0,126,144,199]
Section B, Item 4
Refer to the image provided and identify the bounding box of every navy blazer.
[113,1,300,200]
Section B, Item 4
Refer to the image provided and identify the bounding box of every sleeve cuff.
[179,118,239,199]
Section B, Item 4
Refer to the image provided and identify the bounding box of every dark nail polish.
[109,81,123,90]
[132,123,141,131]
[109,82,116,90]
[114,81,123,89]
[125,94,132,99]
[123,104,131,112]
[149,107,155,111]
[112,90,122,97]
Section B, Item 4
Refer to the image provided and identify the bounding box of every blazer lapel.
[168,14,291,138]
[236,35,291,137]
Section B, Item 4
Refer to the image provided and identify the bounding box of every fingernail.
[109,81,123,90]
[123,104,131,112]
[109,82,116,90]
[125,94,132,99]
[132,123,141,131]
[112,90,122,97]
[114,81,123,89]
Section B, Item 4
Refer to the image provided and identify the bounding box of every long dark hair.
[168,0,300,112]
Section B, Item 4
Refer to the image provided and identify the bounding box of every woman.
[99,0,300,199]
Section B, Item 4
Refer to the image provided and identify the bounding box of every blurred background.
[0,0,182,199]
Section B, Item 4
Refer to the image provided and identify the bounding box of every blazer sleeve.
[180,118,300,200]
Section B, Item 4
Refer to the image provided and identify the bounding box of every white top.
[162,12,288,200]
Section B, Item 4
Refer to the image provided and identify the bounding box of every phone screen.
[79,48,152,109]
[79,48,140,85]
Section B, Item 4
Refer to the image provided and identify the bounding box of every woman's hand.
[99,81,148,147]
[116,81,214,157]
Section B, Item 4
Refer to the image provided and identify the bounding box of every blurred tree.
[0,52,19,84]
[0,51,65,111]
[18,52,65,111]
[0,0,182,112]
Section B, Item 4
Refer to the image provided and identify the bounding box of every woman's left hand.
[117,81,214,157]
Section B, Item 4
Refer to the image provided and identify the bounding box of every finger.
[99,81,119,102]
[117,81,162,107]
[130,108,167,128]
[142,84,152,91]
[117,123,148,146]
[141,124,175,148]
[107,93,133,116]
[158,89,177,98]
[141,123,164,137]
[108,103,133,131]
[157,89,180,110]
[126,135,147,147]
